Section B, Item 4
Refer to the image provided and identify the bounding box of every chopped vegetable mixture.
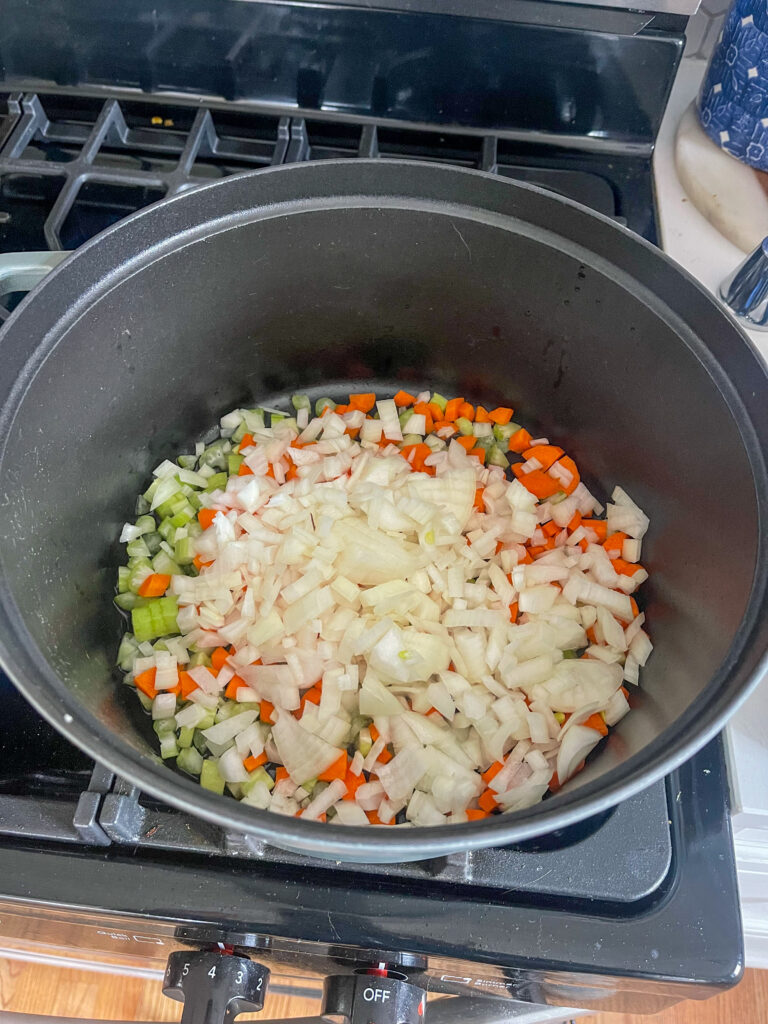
[115,389,652,826]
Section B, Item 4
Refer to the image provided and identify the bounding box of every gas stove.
[0,2,744,1021]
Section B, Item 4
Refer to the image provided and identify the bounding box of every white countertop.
[655,55,768,968]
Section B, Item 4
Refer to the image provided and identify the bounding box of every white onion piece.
[556,725,603,784]
[303,778,347,820]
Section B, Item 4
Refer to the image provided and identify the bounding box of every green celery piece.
[291,393,311,412]
[136,690,153,712]
[227,453,244,476]
[431,392,448,411]
[241,767,275,794]
[159,735,179,760]
[175,535,195,565]
[456,417,474,436]
[205,471,228,492]
[177,454,198,470]
[158,518,176,542]
[117,566,130,593]
[178,747,204,776]
[153,717,176,738]
[200,759,225,794]
[115,592,148,612]
[178,726,195,749]
[486,445,509,469]
[231,421,248,443]
[144,531,162,556]
[134,514,156,535]
[188,651,211,668]
[135,495,150,516]
[401,434,422,446]
[116,633,139,670]
[398,407,414,428]
[198,439,230,471]
[126,537,150,559]
[315,397,336,416]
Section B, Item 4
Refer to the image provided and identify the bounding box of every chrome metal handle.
[719,237,768,331]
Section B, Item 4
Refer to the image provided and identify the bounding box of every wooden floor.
[0,958,766,1022]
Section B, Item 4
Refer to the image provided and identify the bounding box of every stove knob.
[323,973,426,1024]
[163,950,269,1024]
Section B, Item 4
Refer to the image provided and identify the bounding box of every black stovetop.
[0,78,743,1017]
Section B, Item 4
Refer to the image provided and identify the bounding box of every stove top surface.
[0,88,742,1010]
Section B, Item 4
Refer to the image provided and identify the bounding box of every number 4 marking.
[208,966,217,978]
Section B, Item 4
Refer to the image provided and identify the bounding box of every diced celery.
[242,408,266,432]
[115,592,148,612]
[315,397,336,416]
[401,433,422,446]
[128,557,153,594]
[193,730,209,755]
[563,649,578,659]
[198,439,230,471]
[159,734,179,760]
[117,566,130,593]
[178,726,195,749]
[205,471,228,492]
[269,411,286,424]
[398,408,414,428]
[177,746,204,776]
[143,478,160,503]
[301,777,318,794]
[291,393,311,412]
[152,550,182,576]
[227,453,244,476]
[187,520,203,539]
[487,445,509,469]
[473,434,496,453]
[135,514,157,535]
[423,434,444,451]
[153,718,177,738]
[116,633,139,671]
[137,690,153,712]
[126,537,150,559]
[196,713,216,732]
[456,417,474,436]
[231,421,248,444]
[171,504,196,526]
[131,595,178,642]
[186,492,202,512]
[493,422,521,446]
[431,392,448,411]
[158,519,176,543]
[200,758,225,794]
[188,651,211,668]
[241,767,275,794]
[175,535,195,565]
[177,454,198,470]
[144,531,162,556]
[135,495,150,516]
[156,492,189,520]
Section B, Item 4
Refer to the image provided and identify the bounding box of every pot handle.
[0,250,71,318]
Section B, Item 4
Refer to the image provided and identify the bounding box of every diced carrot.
[630,597,639,618]
[179,671,199,698]
[432,420,456,432]
[134,668,157,699]
[192,554,207,571]
[473,487,485,512]
[478,788,500,813]
[474,405,491,423]
[509,601,519,623]
[542,520,559,537]
[238,462,254,476]
[527,544,547,558]
[224,674,247,699]
[349,392,376,412]
[275,766,289,783]
[603,531,628,554]
[489,407,513,425]
[586,625,597,644]
[495,540,504,555]
[507,427,533,453]
[427,401,443,421]
[578,538,589,552]
[523,444,564,471]
[334,404,349,415]
[465,808,490,821]
[400,443,432,472]
[621,686,630,699]
[612,558,644,577]
[376,747,393,764]
[198,508,217,529]
[367,810,392,825]
[582,519,607,542]
[455,435,476,452]
[583,712,609,737]
[394,390,415,407]
[298,684,322,714]
[482,761,504,783]
[549,771,561,791]
[444,397,464,420]
[211,647,230,672]
[259,700,275,725]
[137,573,171,598]
[369,723,381,744]
[458,402,475,421]
[244,751,268,772]
[468,447,486,464]
[567,510,582,532]
[343,771,366,801]
[318,752,348,782]
[238,432,255,452]
[518,469,560,499]
[285,463,299,480]
[556,455,580,495]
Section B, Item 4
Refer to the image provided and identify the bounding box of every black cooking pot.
[0,161,765,862]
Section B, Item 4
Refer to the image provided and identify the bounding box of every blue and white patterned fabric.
[699,0,768,170]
